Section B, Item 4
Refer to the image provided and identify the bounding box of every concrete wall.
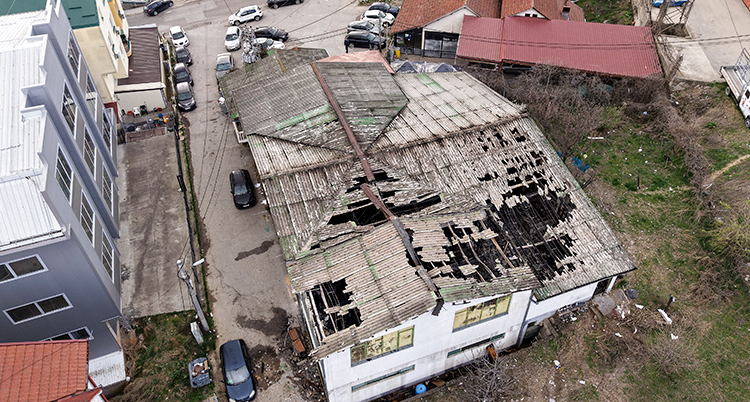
[320,290,533,402]
[116,87,168,113]
[512,8,544,18]
[424,7,478,35]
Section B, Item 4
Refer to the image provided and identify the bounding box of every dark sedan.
[345,31,386,49]
[220,339,257,401]
[175,46,192,66]
[267,0,302,9]
[173,63,193,86]
[230,169,256,209]
[368,2,399,17]
[254,27,288,42]
[143,0,173,16]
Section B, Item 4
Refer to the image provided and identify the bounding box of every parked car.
[345,31,386,49]
[368,2,399,17]
[173,63,193,86]
[220,339,257,401]
[170,26,189,47]
[225,26,242,51]
[175,46,192,65]
[253,37,285,50]
[215,53,235,82]
[254,27,288,42]
[229,5,263,25]
[651,0,687,5]
[143,0,173,16]
[360,9,395,27]
[229,170,257,208]
[175,82,196,111]
[347,20,381,35]
[267,0,302,9]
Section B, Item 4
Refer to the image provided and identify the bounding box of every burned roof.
[222,60,636,358]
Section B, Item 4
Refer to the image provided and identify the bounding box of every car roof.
[176,82,191,92]
[176,45,188,52]
[347,31,371,37]
[217,53,232,62]
[169,26,183,34]
[240,5,259,11]
[226,26,239,34]
[174,63,187,70]
[220,339,246,369]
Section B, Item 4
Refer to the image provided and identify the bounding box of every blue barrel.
[415,384,427,394]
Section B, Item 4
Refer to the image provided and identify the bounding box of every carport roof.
[458,16,663,78]
[117,26,162,86]
[223,59,636,358]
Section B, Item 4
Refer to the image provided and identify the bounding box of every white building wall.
[513,8,544,18]
[320,290,533,402]
[424,7,478,35]
[525,282,598,325]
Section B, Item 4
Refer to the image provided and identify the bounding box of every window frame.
[102,110,112,152]
[80,192,95,244]
[102,165,113,213]
[85,74,98,116]
[0,255,48,284]
[4,293,73,324]
[452,295,512,332]
[351,365,415,392]
[83,128,96,176]
[447,333,505,358]
[67,32,80,75]
[350,326,414,366]
[102,234,114,281]
[62,84,77,135]
[47,326,93,341]
[55,147,73,202]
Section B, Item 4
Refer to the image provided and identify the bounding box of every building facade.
[0,0,122,363]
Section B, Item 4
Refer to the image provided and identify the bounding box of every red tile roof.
[501,0,584,21]
[319,50,396,74]
[0,340,89,402]
[457,16,662,78]
[392,0,500,33]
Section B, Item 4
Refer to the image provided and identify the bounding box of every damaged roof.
[221,54,636,358]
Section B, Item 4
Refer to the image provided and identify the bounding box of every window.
[55,148,73,201]
[102,166,113,213]
[62,84,76,134]
[452,295,511,332]
[48,327,92,341]
[102,234,114,280]
[350,326,414,365]
[85,75,98,115]
[102,111,112,152]
[4,294,72,324]
[83,129,96,175]
[80,193,94,243]
[351,365,415,392]
[447,333,505,357]
[67,32,80,74]
[0,256,47,283]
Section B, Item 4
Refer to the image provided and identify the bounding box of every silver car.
[215,53,235,83]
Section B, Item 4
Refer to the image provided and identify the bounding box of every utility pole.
[177,259,209,332]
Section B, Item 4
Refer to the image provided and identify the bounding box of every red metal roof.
[392,0,500,33]
[457,16,662,78]
[0,340,89,402]
[501,0,584,21]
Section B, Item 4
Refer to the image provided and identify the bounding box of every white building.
[0,0,124,390]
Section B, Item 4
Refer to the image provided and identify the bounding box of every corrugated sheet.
[457,16,663,79]
[117,27,161,86]
[319,50,396,74]
[0,10,47,49]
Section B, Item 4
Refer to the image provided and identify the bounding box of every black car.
[175,46,192,66]
[368,2,399,17]
[254,27,288,42]
[173,63,193,86]
[220,339,257,401]
[143,0,173,16]
[176,82,196,111]
[267,0,302,9]
[345,31,386,49]
[230,169,256,209]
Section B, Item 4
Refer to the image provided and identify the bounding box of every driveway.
[124,0,364,399]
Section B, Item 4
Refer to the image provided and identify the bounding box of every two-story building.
[0,0,123,388]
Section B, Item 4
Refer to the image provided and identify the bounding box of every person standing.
[344,38,350,53]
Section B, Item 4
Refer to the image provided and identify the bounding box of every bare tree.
[461,353,517,402]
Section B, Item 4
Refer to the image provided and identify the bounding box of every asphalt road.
[124,0,364,400]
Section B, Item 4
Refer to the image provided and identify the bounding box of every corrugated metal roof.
[0,340,89,402]
[0,0,46,16]
[117,26,161,86]
[0,16,65,251]
[457,16,663,78]
[319,50,396,74]
[392,0,500,33]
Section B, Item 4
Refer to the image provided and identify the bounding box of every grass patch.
[576,0,633,24]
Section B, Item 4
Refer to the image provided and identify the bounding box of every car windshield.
[366,33,376,40]
[172,31,185,39]
[226,33,238,41]
[217,62,232,71]
[267,28,277,35]
[177,49,188,58]
[225,365,251,385]
[175,70,189,80]
[234,182,248,195]
[177,90,192,101]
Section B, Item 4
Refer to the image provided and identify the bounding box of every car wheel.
[295,0,300,4]
[746,117,750,129]
[725,86,731,96]
[153,10,158,15]
[168,1,173,6]
[234,20,240,26]
[272,3,279,8]
[254,15,261,20]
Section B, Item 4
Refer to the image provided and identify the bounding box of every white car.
[228,5,263,25]
[360,9,395,27]
[216,53,235,82]
[253,37,285,50]
[169,26,189,47]
[225,26,242,51]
